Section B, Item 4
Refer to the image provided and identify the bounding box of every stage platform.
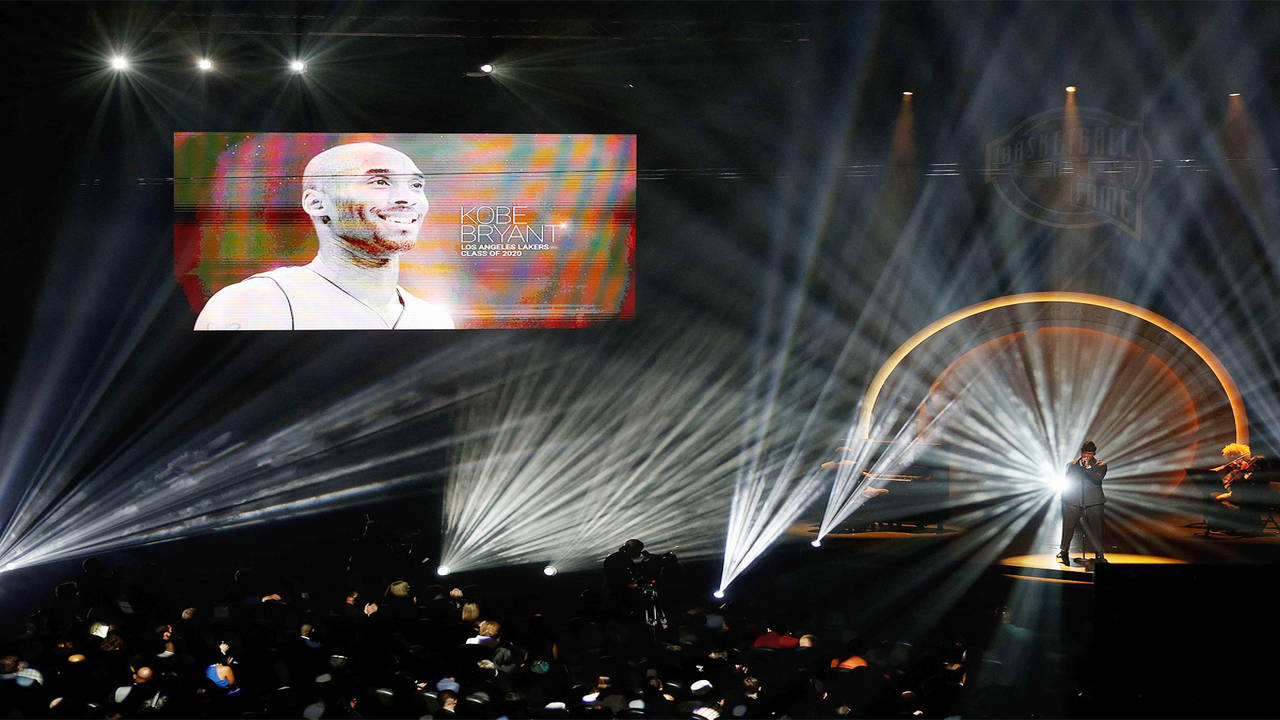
[788,509,1280,584]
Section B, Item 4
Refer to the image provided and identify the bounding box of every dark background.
[0,0,1277,647]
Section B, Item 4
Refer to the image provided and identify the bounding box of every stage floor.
[788,510,1280,583]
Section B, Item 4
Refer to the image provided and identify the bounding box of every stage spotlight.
[480,63,494,74]
[109,55,129,71]
[290,60,306,74]
[197,58,213,71]
[558,221,570,230]
[436,565,451,577]
[1228,92,1241,97]
[713,589,725,599]
[810,538,822,548]
[902,91,913,97]
[1065,85,1077,93]
[1035,463,1067,494]
[543,565,558,576]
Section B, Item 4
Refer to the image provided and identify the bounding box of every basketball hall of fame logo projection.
[986,108,1153,240]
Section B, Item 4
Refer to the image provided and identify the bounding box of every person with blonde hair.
[1211,443,1267,534]
[1212,443,1257,506]
[460,602,480,623]
[380,579,416,621]
[471,620,501,645]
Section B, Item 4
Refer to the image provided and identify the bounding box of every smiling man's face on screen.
[302,142,428,258]
[178,132,636,329]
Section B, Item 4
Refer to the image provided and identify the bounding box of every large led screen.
[175,133,636,329]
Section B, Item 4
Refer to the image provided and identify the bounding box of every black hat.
[1080,441,1097,454]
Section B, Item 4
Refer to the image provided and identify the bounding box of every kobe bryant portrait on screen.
[195,141,454,330]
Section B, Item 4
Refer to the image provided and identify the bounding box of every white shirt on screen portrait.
[194,265,454,330]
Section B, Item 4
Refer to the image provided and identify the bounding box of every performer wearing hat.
[1058,440,1108,566]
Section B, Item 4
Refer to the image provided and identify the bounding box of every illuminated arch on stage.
[856,292,1248,444]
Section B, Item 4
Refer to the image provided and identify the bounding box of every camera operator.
[604,540,684,630]
[603,540,647,614]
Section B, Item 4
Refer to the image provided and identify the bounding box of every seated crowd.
[0,553,1027,719]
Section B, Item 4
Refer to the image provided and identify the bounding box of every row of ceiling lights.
[104,57,1245,100]
[107,55,495,76]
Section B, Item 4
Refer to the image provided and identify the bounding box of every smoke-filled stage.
[2,1,1278,718]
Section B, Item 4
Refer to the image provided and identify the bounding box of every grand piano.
[1186,456,1280,535]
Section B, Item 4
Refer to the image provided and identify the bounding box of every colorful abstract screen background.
[175,133,636,328]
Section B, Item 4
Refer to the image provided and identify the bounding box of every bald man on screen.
[195,142,454,330]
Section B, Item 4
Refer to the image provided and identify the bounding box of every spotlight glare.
[810,538,822,548]
[480,63,494,74]
[1228,92,1241,97]
[290,60,306,74]
[109,55,129,71]
[543,565,557,576]
[902,91,913,97]
[436,565,451,577]
[1065,85,1077,93]
[197,58,213,71]
[1046,473,1067,494]
[440,328,742,576]
[713,589,725,599]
